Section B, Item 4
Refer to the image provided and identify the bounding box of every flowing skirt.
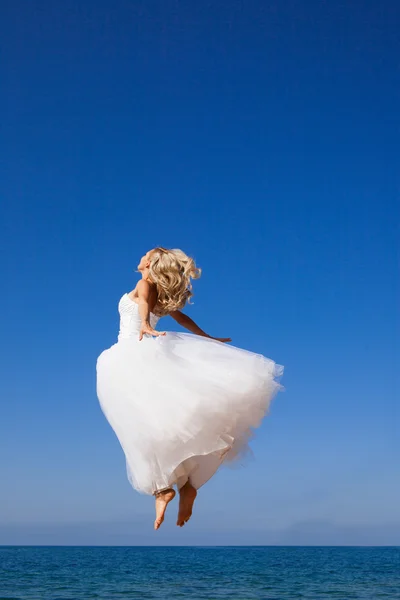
[96,332,283,495]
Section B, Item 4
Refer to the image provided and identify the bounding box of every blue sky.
[1,0,398,545]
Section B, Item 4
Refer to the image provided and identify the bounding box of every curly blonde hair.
[148,247,201,316]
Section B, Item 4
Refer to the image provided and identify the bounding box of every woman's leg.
[176,480,197,527]
[154,488,176,530]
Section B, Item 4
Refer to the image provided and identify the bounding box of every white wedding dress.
[96,293,283,495]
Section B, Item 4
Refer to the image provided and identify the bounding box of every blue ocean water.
[0,546,399,599]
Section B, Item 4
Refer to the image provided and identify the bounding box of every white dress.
[96,294,283,495]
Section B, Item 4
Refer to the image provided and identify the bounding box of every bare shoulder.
[136,279,157,302]
[136,279,151,293]
[127,282,141,301]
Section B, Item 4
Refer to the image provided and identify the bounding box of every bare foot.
[154,488,176,530]
[177,482,197,527]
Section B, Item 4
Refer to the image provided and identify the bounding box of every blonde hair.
[148,247,201,315]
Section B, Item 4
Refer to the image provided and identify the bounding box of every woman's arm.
[170,311,231,343]
[137,280,165,340]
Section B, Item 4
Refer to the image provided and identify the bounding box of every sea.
[0,546,399,599]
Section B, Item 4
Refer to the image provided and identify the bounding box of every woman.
[96,247,283,530]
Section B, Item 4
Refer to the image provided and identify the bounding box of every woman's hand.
[139,322,166,341]
[211,337,232,343]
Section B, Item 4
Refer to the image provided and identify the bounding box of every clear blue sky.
[1,0,398,545]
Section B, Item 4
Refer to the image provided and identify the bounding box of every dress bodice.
[118,293,160,340]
